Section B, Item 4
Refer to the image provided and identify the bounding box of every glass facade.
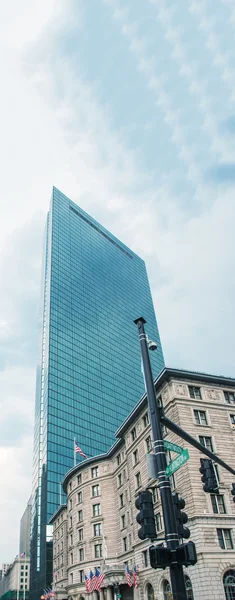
[30,187,164,599]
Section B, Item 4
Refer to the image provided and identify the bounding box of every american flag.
[125,565,133,588]
[95,568,105,591]
[75,440,87,459]
[44,589,54,599]
[89,570,97,592]
[133,565,138,589]
[54,570,58,580]
[20,552,25,558]
[85,575,90,593]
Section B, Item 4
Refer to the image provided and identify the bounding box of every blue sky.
[0,0,235,561]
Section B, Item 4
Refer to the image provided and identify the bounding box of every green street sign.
[166,449,189,477]
[164,440,184,455]
[116,595,122,598]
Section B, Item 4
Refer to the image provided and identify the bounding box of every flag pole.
[74,437,76,467]
[23,556,26,600]
[17,557,20,600]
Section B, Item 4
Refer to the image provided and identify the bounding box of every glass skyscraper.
[30,187,164,598]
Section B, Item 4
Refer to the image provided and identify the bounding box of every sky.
[0,0,235,562]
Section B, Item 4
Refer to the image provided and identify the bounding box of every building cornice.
[115,367,235,438]
[59,367,235,499]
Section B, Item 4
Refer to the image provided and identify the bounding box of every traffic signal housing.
[149,542,197,569]
[172,493,190,539]
[149,545,171,570]
[175,541,197,566]
[135,491,157,541]
[231,483,235,503]
[199,458,218,493]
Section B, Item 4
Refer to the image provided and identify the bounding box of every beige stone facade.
[0,557,30,600]
[50,369,235,600]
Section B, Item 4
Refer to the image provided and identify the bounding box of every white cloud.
[0,0,235,564]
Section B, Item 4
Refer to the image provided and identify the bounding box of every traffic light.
[149,545,172,569]
[149,542,197,569]
[199,458,218,493]
[135,491,157,540]
[231,483,235,502]
[172,493,190,539]
[175,541,197,566]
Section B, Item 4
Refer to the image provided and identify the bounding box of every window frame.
[146,436,152,452]
[79,547,84,562]
[143,412,149,427]
[135,471,141,489]
[93,503,101,517]
[91,466,99,479]
[194,409,207,426]
[93,523,102,537]
[189,385,202,399]
[211,494,226,514]
[78,509,83,523]
[92,484,100,497]
[217,528,233,550]
[94,543,102,558]
[143,549,148,567]
[199,435,213,452]
[133,449,139,466]
[155,512,162,532]
[224,391,235,404]
[131,427,137,441]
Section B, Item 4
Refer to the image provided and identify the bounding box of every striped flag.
[20,552,25,558]
[89,570,96,592]
[85,574,90,593]
[95,568,105,591]
[75,440,88,458]
[133,565,138,588]
[125,565,133,588]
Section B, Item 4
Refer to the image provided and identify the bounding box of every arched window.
[185,576,194,600]
[223,569,235,599]
[163,580,172,600]
[146,583,154,600]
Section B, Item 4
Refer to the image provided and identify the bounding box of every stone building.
[0,557,30,600]
[50,368,235,600]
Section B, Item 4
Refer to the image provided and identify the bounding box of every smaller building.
[1,568,10,580]
[0,557,30,600]
[19,499,32,557]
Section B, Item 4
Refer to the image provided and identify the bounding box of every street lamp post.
[134,317,187,600]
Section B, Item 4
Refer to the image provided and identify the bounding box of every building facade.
[1,569,9,581]
[0,557,30,600]
[50,368,235,600]
[19,499,32,557]
[30,187,164,599]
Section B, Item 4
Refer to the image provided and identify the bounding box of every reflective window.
[30,188,164,596]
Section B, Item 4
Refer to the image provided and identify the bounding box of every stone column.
[133,586,139,600]
[107,587,113,600]
[100,590,104,600]
[93,592,99,600]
